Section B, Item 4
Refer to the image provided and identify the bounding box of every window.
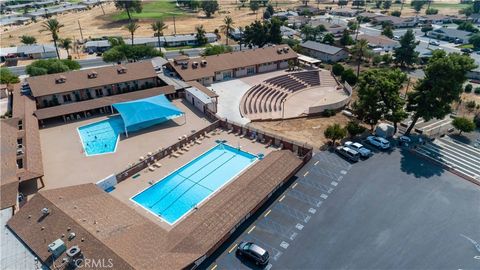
[17,120,23,130]
[16,158,23,169]
[63,94,72,102]
[17,138,23,145]
[247,67,255,75]
[95,89,103,97]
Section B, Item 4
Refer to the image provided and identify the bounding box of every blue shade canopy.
[113,94,184,133]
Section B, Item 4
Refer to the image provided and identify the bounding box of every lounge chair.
[139,156,145,161]
[154,162,162,168]
[148,166,155,172]
[195,139,202,145]
[205,132,212,138]
[172,152,180,158]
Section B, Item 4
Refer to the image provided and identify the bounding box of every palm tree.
[220,16,235,46]
[195,25,208,46]
[59,38,73,58]
[350,39,371,77]
[40,19,64,59]
[151,20,167,48]
[125,21,140,46]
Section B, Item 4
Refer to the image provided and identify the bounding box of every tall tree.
[125,21,140,46]
[0,68,20,86]
[250,0,260,16]
[151,20,167,48]
[201,0,219,18]
[220,16,235,45]
[324,124,347,146]
[350,39,371,77]
[393,29,418,67]
[40,19,64,59]
[19,35,36,45]
[410,0,425,14]
[59,38,73,58]
[452,117,476,135]
[114,0,142,21]
[381,24,394,38]
[195,25,208,45]
[404,50,477,135]
[340,29,354,46]
[322,33,335,45]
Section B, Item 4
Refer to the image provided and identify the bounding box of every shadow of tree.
[399,147,445,179]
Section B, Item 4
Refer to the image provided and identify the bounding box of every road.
[7,57,109,76]
[203,146,480,270]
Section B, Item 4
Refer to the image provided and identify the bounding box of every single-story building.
[373,16,417,28]
[329,7,362,17]
[300,41,349,63]
[185,81,218,113]
[280,26,299,38]
[357,34,400,52]
[287,16,310,28]
[427,28,472,44]
[0,45,57,62]
[310,20,347,36]
[418,14,455,24]
[0,15,31,26]
[84,40,112,53]
[272,10,299,19]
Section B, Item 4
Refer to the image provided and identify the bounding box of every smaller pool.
[77,116,124,156]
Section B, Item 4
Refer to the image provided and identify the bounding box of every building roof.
[358,11,382,18]
[419,14,455,21]
[12,87,44,182]
[170,45,298,82]
[186,81,218,98]
[8,150,303,269]
[432,28,472,40]
[84,40,111,48]
[357,34,399,47]
[300,41,345,55]
[374,15,415,25]
[0,45,56,57]
[330,7,360,15]
[0,118,20,209]
[26,61,157,97]
[34,86,175,120]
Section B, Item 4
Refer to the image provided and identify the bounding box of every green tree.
[19,35,36,45]
[421,24,433,36]
[25,59,80,76]
[201,0,219,18]
[394,29,418,67]
[102,48,125,63]
[195,25,208,45]
[250,0,259,14]
[425,8,438,15]
[239,0,248,7]
[203,44,232,56]
[59,38,73,58]
[125,21,140,46]
[405,50,477,135]
[40,18,64,59]
[458,21,479,33]
[346,120,367,137]
[340,29,354,46]
[452,117,476,135]
[350,39,371,77]
[382,24,394,38]
[410,0,425,13]
[355,68,407,132]
[220,16,235,45]
[391,10,401,17]
[469,33,480,50]
[332,63,345,76]
[151,20,167,48]
[322,33,335,45]
[266,4,274,15]
[0,68,20,85]
[465,83,473,93]
[114,0,142,21]
[383,0,392,9]
[341,68,358,85]
[375,0,383,9]
[324,123,347,146]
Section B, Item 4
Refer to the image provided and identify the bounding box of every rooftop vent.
[117,66,127,74]
[192,62,199,68]
[277,48,283,54]
[181,62,188,69]
[283,47,290,52]
[55,75,66,84]
[201,60,207,66]
[41,207,50,216]
[87,71,98,79]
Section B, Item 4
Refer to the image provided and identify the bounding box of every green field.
[111,1,187,21]
[365,2,469,11]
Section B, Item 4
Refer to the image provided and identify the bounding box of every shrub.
[391,10,401,17]
[474,114,480,128]
[465,100,476,112]
[341,68,358,85]
[322,109,336,117]
[346,120,366,137]
[332,63,344,76]
[465,83,473,93]
[475,87,480,94]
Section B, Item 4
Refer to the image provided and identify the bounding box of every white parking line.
[280,241,290,249]
[308,208,316,214]
[320,194,328,199]
[331,181,338,187]
[295,223,304,230]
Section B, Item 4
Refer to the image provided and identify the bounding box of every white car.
[344,141,372,158]
[366,136,390,150]
[429,40,440,46]
[399,135,411,143]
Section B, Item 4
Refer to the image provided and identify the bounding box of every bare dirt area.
[248,113,351,149]
[1,1,299,47]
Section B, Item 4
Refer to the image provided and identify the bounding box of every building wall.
[257,62,277,73]
[185,91,207,112]
[302,48,348,62]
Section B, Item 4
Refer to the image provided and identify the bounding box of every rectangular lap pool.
[132,143,257,224]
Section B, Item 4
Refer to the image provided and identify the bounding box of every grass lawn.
[111,1,188,21]
[457,44,474,49]
[365,3,469,11]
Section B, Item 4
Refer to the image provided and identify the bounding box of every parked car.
[429,40,440,46]
[461,48,473,54]
[335,146,360,162]
[393,35,400,40]
[236,242,270,266]
[399,135,411,143]
[366,136,391,150]
[344,141,372,158]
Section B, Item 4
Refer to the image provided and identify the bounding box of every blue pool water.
[77,116,124,156]
[132,143,257,224]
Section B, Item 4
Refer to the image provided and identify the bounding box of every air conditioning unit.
[41,207,50,216]
[67,246,83,268]
[48,239,66,258]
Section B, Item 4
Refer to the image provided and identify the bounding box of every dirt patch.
[248,113,352,149]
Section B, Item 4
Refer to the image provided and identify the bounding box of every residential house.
[167,45,298,86]
[272,10,299,20]
[287,16,310,28]
[427,28,472,44]
[418,14,455,24]
[310,19,347,36]
[357,34,400,52]
[373,16,417,28]
[329,7,361,17]
[0,45,57,62]
[300,41,349,62]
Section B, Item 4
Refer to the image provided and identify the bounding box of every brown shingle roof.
[12,86,44,182]
[34,86,176,120]
[26,61,157,98]
[186,81,218,98]
[170,45,298,82]
[1,118,19,209]
[358,34,399,46]
[8,150,303,269]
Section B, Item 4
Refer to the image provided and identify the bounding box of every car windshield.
[250,244,267,256]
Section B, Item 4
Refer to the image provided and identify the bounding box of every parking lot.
[201,143,480,270]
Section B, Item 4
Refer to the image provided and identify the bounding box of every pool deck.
[111,130,276,230]
[36,99,212,193]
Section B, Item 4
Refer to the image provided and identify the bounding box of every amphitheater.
[239,70,352,121]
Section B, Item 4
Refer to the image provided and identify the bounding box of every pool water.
[132,143,257,224]
[77,116,124,156]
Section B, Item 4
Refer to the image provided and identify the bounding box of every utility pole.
[77,20,84,41]
[173,15,176,35]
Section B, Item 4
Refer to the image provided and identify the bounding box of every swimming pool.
[132,143,257,224]
[77,116,124,156]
